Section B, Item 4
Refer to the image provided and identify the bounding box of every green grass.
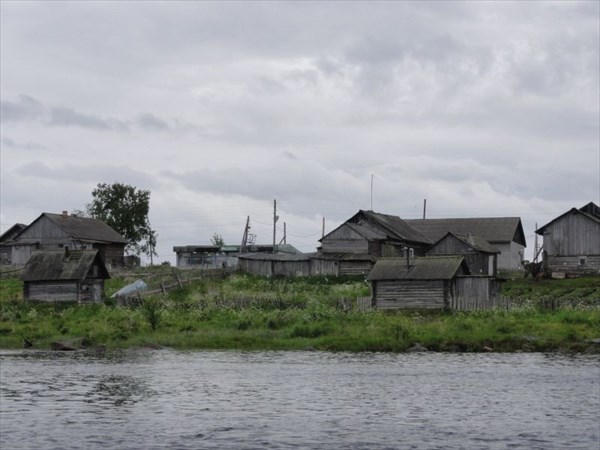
[1,271,599,352]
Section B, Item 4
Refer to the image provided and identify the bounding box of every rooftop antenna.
[370,174,374,211]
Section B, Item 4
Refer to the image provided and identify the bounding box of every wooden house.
[5,212,127,267]
[22,249,110,303]
[367,256,503,310]
[426,232,499,275]
[405,217,526,271]
[535,202,600,276]
[0,223,27,265]
[317,210,433,274]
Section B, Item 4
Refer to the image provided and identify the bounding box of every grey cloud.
[136,113,170,131]
[16,161,157,189]
[161,160,367,219]
[0,136,45,150]
[48,106,129,131]
[0,95,45,122]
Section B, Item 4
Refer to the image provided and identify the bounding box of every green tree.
[87,182,157,258]
[211,233,225,247]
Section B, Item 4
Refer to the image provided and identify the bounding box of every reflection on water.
[1,349,599,449]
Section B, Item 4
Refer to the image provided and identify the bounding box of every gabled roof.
[0,223,27,243]
[431,232,500,254]
[22,249,110,282]
[536,202,600,235]
[405,217,526,246]
[20,213,128,245]
[321,210,432,245]
[367,256,469,281]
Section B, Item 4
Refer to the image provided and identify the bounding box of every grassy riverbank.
[1,270,599,352]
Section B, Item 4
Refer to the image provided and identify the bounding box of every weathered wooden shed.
[367,256,503,310]
[426,232,499,276]
[22,249,110,303]
[0,223,27,265]
[5,212,127,267]
[536,202,600,276]
[237,252,312,277]
[405,217,526,271]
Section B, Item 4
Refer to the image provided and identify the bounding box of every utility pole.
[370,174,374,210]
[273,199,279,253]
[279,222,287,245]
[533,223,539,263]
[240,216,250,254]
[322,217,325,238]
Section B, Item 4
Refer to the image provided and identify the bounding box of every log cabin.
[367,256,503,310]
[22,249,110,303]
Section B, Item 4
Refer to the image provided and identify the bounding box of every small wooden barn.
[0,223,27,265]
[237,252,312,277]
[367,256,503,310]
[22,249,110,303]
[426,232,499,276]
[405,217,526,271]
[4,212,127,267]
[536,202,600,276]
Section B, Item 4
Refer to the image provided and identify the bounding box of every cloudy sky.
[1,1,599,263]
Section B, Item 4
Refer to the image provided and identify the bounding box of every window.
[578,256,586,266]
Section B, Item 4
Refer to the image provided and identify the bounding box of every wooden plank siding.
[544,255,600,275]
[373,280,447,309]
[26,282,79,302]
[452,277,503,310]
[320,224,370,253]
[542,213,600,256]
[339,261,373,276]
[310,259,340,277]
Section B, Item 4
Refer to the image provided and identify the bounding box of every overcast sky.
[1,1,599,263]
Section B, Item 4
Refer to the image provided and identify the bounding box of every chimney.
[62,211,69,218]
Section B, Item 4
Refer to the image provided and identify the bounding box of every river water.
[0,349,598,449]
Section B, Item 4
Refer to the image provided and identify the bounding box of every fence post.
[161,282,166,294]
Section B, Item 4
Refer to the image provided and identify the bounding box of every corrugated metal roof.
[43,213,128,244]
[22,249,109,281]
[405,217,525,246]
[367,256,466,281]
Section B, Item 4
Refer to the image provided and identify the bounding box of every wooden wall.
[321,224,370,253]
[310,259,339,276]
[451,277,503,310]
[25,281,79,302]
[339,261,373,276]
[543,213,600,256]
[373,280,446,310]
[372,277,503,311]
[544,255,600,275]
[24,280,105,303]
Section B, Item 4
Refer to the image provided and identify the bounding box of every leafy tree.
[87,182,157,258]
[211,233,225,247]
